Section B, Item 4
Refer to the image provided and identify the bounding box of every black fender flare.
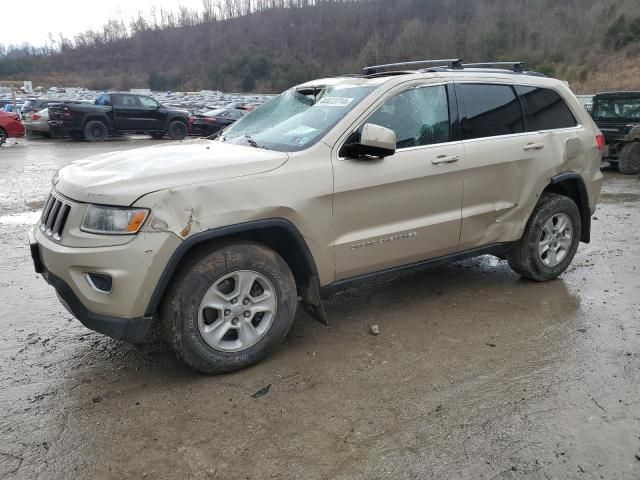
[83,114,112,130]
[166,115,189,128]
[549,171,591,243]
[144,218,323,319]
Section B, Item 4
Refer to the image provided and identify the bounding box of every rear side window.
[458,84,524,140]
[516,86,577,130]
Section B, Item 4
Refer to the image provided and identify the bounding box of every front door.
[332,84,464,280]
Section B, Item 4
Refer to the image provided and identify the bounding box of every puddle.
[600,192,640,203]
[0,211,41,225]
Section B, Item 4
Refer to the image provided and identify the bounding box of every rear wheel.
[0,128,6,145]
[83,120,108,142]
[508,193,581,281]
[168,120,188,140]
[162,242,297,373]
[618,142,640,175]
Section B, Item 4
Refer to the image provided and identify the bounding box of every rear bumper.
[29,230,155,343]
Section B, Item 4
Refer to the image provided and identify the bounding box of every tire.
[151,132,165,140]
[508,193,581,282]
[0,128,6,145]
[83,120,108,142]
[167,120,188,140]
[618,142,640,175]
[161,242,297,374]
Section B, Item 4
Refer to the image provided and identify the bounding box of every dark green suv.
[591,91,640,174]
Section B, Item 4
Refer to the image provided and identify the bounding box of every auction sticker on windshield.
[316,97,355,107]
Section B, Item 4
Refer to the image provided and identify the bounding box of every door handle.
[432,155,460,165]
[523,142,545,151]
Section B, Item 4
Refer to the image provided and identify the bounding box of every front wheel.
[167,120,188,140]
[508,193,581,282]
[162,242,297,373]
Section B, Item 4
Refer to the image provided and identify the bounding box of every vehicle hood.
[55,139,289,206]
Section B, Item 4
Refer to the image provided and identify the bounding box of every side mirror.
[341,123,396,159]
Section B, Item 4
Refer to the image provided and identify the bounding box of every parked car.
[189,108,245,136]
[224,102,249,110]
[48,93,190,142]
[30,60,603,373]
[24,108,51,138]
[590,91,640,174]
[21,98,55,121]
[0,111,26,144]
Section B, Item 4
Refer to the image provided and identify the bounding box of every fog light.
[85,272,113,294]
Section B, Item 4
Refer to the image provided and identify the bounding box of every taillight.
[63,107,72,119]
[596,134,605,151]
[205,118,216,124]
[32,113,41,121]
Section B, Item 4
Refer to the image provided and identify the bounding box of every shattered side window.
[365,85,450,148]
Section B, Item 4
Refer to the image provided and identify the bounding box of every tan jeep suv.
[30,60,604,373]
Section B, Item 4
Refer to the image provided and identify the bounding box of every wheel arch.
[144,218,320,317]
[83,114,111,130]
[543,172,591,243]
[167,115,188,126]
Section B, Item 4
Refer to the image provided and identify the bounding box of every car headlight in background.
[81,205,149,234]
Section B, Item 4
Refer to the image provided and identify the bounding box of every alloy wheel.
[538,213,573,267]
[197,270,277,352]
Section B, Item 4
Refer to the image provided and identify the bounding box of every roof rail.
[363,59,463,75]
[462,62,525,73]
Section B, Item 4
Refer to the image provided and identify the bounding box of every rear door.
[455,83,578,251]
[332,83,464,280]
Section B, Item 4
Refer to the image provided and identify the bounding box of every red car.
[0,111,25,145]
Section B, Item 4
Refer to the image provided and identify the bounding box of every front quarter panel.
[133,142,336,285]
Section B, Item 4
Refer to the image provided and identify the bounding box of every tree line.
[1,0,639,93]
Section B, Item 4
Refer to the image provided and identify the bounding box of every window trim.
[337,81,457,159]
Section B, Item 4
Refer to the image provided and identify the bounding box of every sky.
[1,0,206,47]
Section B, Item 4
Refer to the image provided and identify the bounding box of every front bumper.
[29,227,181,343]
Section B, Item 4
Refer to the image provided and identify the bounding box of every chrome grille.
[40,194,71,241]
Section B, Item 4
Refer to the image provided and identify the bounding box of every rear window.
[592,96,640,121]
[458,84,524,140]
[516,86,577,130]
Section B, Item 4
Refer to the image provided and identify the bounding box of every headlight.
[81,205,149,234]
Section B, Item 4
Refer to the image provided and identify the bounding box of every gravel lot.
[1,136,639,479]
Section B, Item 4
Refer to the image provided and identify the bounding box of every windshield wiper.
[245,135,268,150]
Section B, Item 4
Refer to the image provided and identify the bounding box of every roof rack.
[461,62,525,73]
[363,59,463,75]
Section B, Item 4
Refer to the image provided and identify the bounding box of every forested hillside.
[1,0,640,93]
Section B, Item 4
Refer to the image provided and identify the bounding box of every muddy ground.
[0,136,639,480]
